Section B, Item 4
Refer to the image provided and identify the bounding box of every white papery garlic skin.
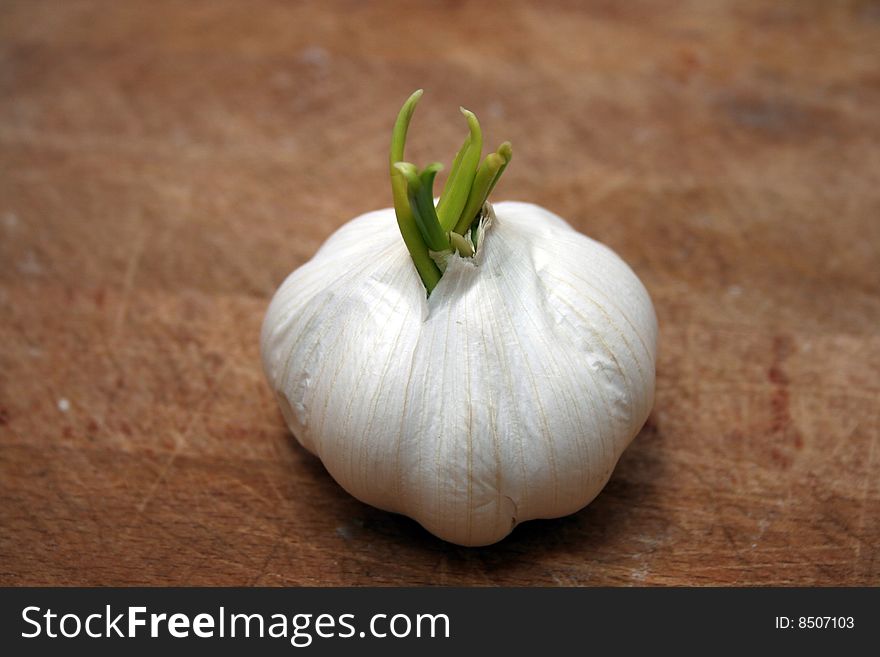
[261,201,657,546]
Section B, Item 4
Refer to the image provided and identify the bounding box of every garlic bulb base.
[261,201,657,547]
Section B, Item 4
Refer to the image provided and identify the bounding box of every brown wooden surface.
[1,0,879,586]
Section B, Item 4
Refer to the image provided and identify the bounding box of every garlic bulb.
[261,92,657,546]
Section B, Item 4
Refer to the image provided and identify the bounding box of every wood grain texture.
[1,0,878,586]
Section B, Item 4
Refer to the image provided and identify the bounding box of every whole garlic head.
[261,201,657,546]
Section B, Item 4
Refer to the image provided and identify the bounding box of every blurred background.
[1,0,878,585]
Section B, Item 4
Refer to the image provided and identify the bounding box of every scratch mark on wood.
[249,535,284,586]
[112,227,147,341]
[135,360,231,513]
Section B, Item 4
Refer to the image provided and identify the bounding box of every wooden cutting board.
[1,0,878,585]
